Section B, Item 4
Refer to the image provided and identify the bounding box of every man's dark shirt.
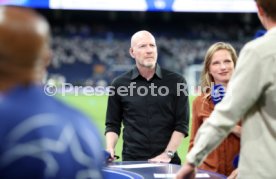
[105,65,189,164]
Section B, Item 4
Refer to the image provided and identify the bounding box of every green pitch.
[57,94,195,164]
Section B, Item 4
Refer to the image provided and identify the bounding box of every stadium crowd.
[48,23,256,86]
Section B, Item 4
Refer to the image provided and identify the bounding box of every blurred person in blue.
[176,0,276,178]
[188,42,241,176]
[0,6,104,179]
[105,30,189,165]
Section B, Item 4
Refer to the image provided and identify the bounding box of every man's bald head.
[0,6,51,87]
[130,30,155,48]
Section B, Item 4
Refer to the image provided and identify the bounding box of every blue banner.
[0,0,49,8]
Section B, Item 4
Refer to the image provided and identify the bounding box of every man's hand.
[105,132,119,162]
[227,169,238,179]
[231,125,241,138]
[175,163,196,179]
[148,152,171,163]
[106,148,117,162]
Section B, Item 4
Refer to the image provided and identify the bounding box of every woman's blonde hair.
[200,42,238,98]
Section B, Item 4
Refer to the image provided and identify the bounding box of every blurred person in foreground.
[227,27,267,179]
[105,30,189,164]
[189,42,240,176]
[176,0,276,178]
[0,6,104,178]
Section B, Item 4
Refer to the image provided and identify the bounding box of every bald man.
[0,6,104,178]
[105,30,189,164]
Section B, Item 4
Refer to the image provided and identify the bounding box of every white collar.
[266,26,276,35]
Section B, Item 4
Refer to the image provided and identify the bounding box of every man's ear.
[43,48,52,68]
[129,47,135,58]
[257,4,265,17]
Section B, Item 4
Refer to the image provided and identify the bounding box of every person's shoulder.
[51,97,91,121]
[242,32,276,58]
[161,68,186,82]
[0,90,93,137]
[193,94,205,104]
[36,96,97,133]
[111,69,132,86]
[193,94,212,106]
[1,85,90,122]
[243,37,264,51]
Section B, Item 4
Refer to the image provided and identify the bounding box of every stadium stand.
[44,10,260,86]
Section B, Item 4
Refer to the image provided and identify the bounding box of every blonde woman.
[188,42,241,176]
